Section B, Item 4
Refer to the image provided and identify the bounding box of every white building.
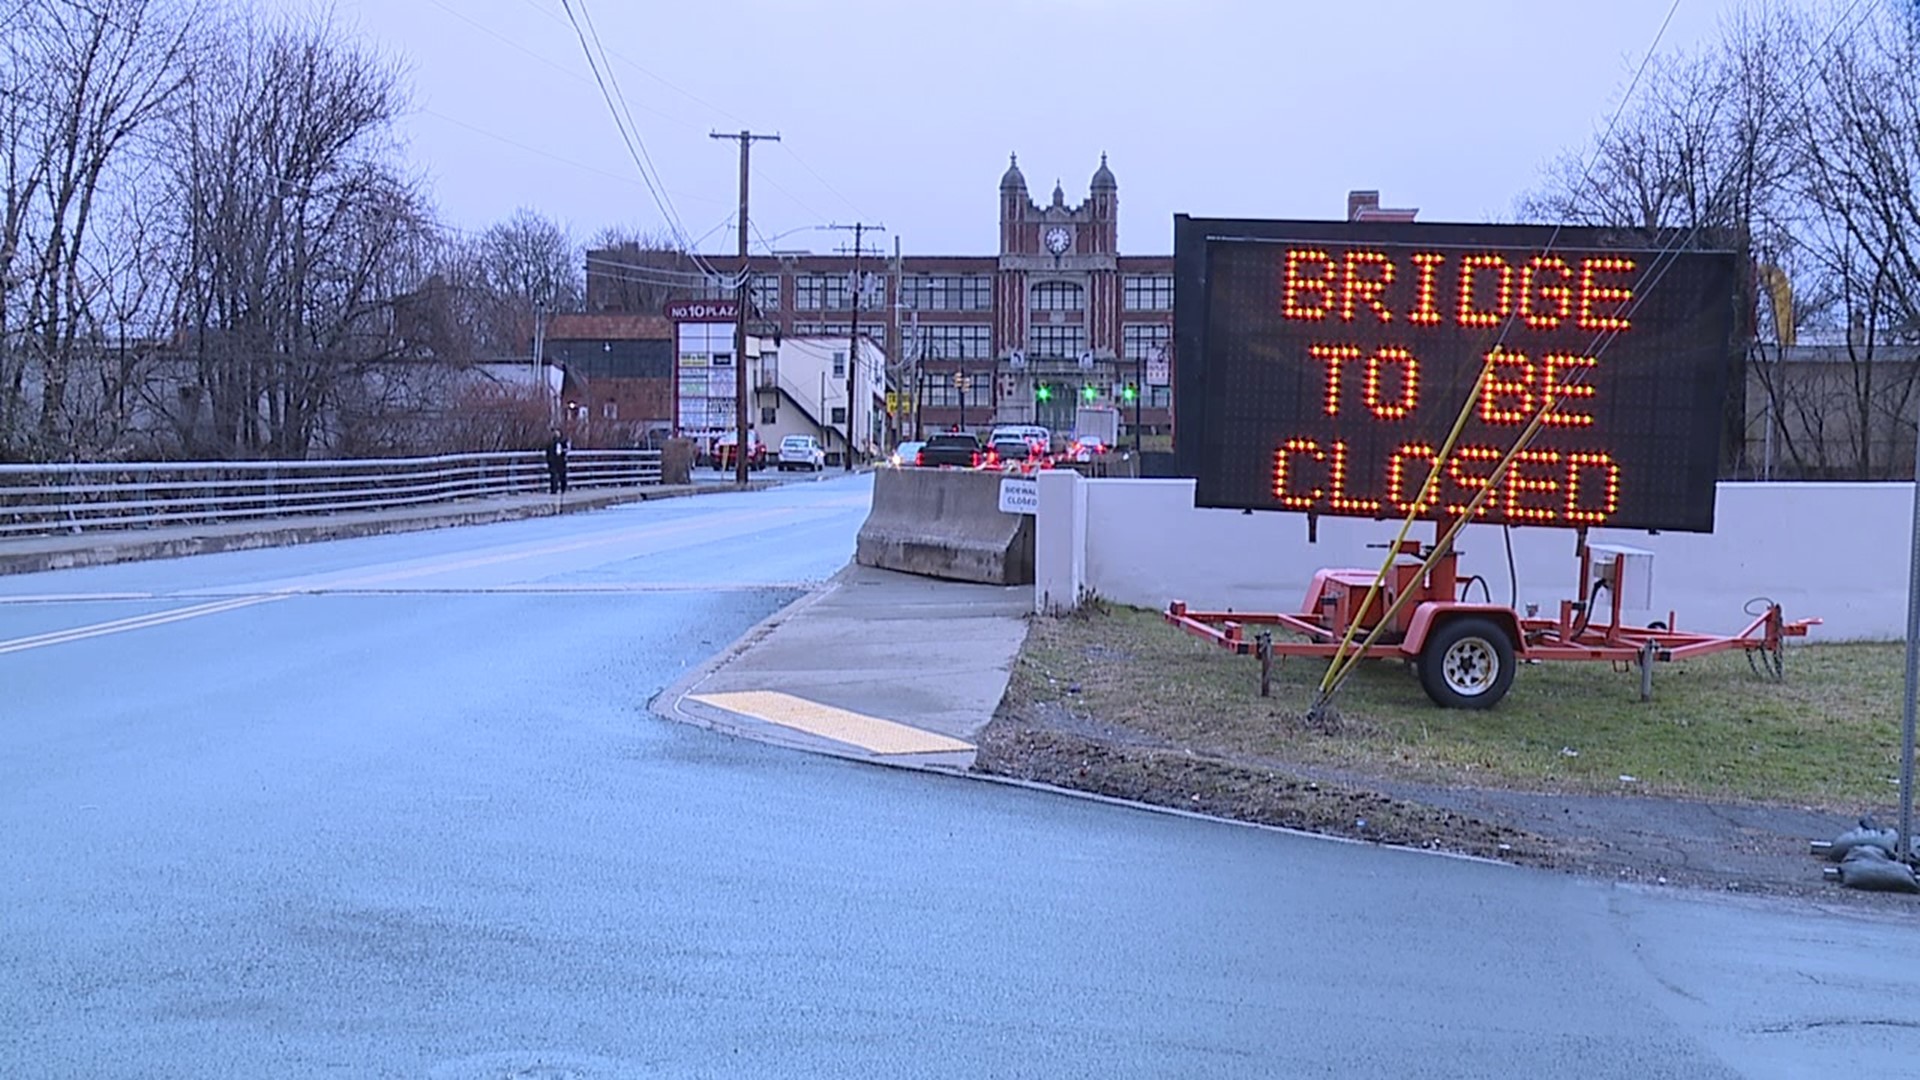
[754,336,887,464]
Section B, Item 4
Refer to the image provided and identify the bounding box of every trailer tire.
[1419,616,1515,709]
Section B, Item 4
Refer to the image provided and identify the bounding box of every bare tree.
[441,207,583,360]
[1520,0,1920,480]
[168,10,436,459]
[583,225,706,315]
[0,0,199,460]
[1791,1,1920,477]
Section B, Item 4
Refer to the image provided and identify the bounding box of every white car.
[778,435,826,472]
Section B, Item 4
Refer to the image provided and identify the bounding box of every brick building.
[584,154,1176,441]
[541,313,674,445]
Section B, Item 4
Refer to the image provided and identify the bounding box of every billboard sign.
[666,299,739,322]
[1172,216,1740,533]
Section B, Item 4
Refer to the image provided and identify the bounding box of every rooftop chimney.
[1347,189,1419,223]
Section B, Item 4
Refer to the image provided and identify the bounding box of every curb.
[645,569,1518,873]
[0,480,777,577]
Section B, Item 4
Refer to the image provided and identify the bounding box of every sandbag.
[1838,853,1920,893]
[1829,818,1901,862]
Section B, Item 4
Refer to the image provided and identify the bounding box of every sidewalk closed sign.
[998,478,1039,515]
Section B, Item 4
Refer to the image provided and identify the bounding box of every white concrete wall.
[1034,470,1087,616]
[1044,478,1914,641]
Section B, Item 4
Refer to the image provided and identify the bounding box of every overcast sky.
[308,0,1744,258]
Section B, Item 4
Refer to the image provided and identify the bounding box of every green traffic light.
[1036,384,1052,402]
[1121,384,1138,402]
[1081,384,1097,402]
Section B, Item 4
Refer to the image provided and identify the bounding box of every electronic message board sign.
[1172,217,1740,533]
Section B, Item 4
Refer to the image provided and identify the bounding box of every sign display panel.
[1173,217,1739,533]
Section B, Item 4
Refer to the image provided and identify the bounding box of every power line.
[422,0,593,90]
[417,108,722,206]
[510,0,747,128]
[555,0,740,285]
[510,0,864,227]
[780,142,867,220]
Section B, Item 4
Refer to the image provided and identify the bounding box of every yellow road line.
[689,691,974,756]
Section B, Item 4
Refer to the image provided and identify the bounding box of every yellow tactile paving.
[689,690,974,756]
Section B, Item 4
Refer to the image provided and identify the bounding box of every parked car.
[713,431,768,471]
[916,432,986,469]
[889,441,926,467]
[778,434,826,472]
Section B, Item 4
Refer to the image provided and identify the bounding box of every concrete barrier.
[660,438,695,485]
[856,467,1035,585]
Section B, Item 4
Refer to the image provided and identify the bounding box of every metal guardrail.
[0,449,663,537]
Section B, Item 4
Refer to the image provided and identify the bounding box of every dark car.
[987,437,1037,470]
[916,432,985,468]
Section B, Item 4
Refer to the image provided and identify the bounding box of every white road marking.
[0,593,158,604]
[0,502,839,655]
[0,595,287,655]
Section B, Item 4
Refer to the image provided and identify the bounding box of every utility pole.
[1901,403,1920,865]
[1134,350,1144,461]
[711,129,780,486]
[829,221,885,470]
[532,300,549,432]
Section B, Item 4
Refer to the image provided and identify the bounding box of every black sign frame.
[1172,216,1742,534]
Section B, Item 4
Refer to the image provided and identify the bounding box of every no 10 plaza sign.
[1171,216,1741,533]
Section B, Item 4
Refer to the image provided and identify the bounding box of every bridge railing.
[0,449,663,537]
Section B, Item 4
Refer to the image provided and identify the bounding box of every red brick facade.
[584,155,1175,440]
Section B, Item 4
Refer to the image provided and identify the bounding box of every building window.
[920,373,993,407]
[831,406,847,425]
[761,405,777,425]
[602,400,618,420]
[751,274,781,313]
[832,351,846,378]
[1123,274,1174,311]
[792,323,882,341]
[912,324,990,360]
[1149,386,1171,408]
[1030,281,1084,312]
[794,274,852,311]
[677,322,732,360]
[900,274,992,311]
[1028,325,1086,360]
[1122,322,1171,360]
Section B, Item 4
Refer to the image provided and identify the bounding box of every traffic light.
[1080,383,1098,403]
[1121,383,1138,403]
[1035,383,1053,402]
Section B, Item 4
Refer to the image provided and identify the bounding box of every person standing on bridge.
[544,427,570,495]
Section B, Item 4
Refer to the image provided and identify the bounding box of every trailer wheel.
[1418,616,1515,709]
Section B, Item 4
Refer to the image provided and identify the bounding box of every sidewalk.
[655,562,1032,771]
[0,481,769,577]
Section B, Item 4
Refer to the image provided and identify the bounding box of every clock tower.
[994,153,1123,429]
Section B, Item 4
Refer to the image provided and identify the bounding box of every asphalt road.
[4,473,1918,1079]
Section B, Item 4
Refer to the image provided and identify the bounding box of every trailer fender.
[1401,603,1525,658]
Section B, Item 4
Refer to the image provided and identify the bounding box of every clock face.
[1044,227,1072,255]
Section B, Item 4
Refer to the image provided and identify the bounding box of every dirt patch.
[975,605,1918,909]
[976,716,1564,867]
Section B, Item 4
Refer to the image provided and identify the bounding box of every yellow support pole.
[1313,386,1566,709]
[1318,361,1494,695]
